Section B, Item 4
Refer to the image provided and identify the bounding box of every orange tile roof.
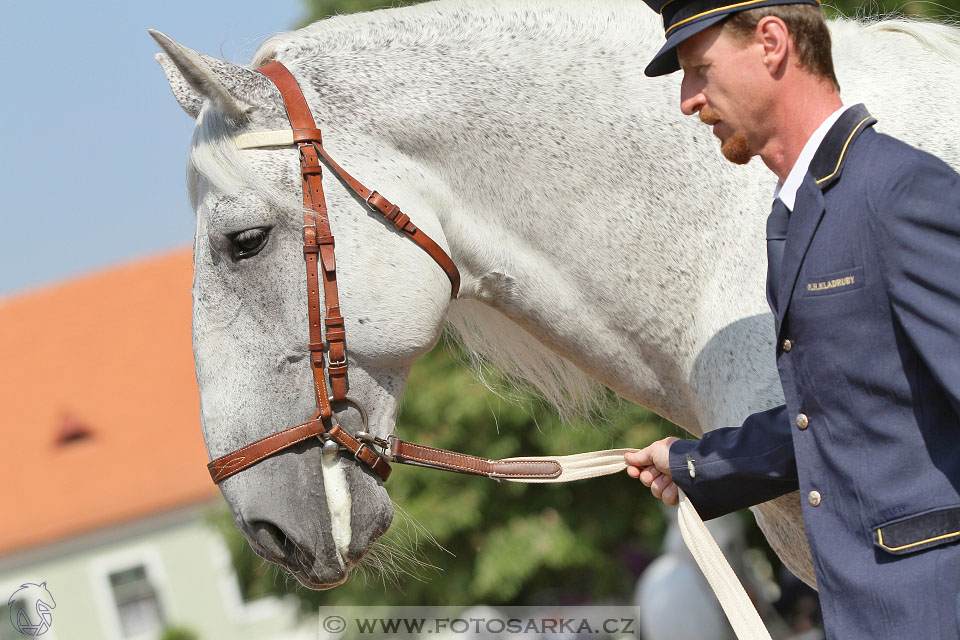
[0,248,219,557]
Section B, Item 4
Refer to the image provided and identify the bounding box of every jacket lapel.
[773,104,878,335]
[775,178,824,333]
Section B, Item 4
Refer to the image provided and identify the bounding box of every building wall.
[0,501,315,640]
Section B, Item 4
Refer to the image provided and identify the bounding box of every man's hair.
[723,5,840,92]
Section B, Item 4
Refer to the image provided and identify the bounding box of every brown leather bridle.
[206,61,565,486]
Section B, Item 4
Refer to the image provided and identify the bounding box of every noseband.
[206,61,570,485]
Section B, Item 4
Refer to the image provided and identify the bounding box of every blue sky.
[0,0,304,297]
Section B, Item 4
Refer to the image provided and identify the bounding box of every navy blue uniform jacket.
[669,105,960,638]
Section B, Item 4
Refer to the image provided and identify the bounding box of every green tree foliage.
[823,0,960,20]
[159,627,199,640]
[298,0,960,25]
[211,341,677,609]
[299,0,427,27]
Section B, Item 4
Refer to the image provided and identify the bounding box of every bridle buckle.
[365,191,380,211]
[356,431,395,460]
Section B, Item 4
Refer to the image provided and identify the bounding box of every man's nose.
[679,74,705,116]
[680,90,705,116]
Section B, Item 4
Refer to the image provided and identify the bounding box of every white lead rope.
[499,448,772,640]
[676,488,773,640]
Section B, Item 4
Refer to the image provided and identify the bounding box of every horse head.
[151,30,457,589]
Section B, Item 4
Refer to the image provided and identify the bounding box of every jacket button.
[796,413,809,429]
[782,339,793,352]
[808,490,822,507]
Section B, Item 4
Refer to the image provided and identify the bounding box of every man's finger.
[651,473,671,493]
[624,448,653,467]
[650,473,672,498]
[661,481,679,506]
[639,467,661,487]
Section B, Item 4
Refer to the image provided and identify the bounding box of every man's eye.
[230,228,270,259]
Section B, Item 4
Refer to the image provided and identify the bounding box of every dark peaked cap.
[643,0,822,77]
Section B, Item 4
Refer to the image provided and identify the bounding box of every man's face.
[676,23,772,164]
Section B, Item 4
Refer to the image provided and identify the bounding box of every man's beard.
[700,106,752,165]
[720,133,751,165]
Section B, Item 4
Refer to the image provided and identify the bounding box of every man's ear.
[757,16,790,76]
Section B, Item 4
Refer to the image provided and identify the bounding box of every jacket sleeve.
[867,153,960,418]
[667,404,799,520]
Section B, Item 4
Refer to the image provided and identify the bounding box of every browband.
[236,130,296,149]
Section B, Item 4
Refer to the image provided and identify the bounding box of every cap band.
[664,0,821,35]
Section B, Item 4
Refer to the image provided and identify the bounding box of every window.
[108,566,165,638]
[0,600,25,640]
[1,595,57,640]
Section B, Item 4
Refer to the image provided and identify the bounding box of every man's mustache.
[700,107,721,125]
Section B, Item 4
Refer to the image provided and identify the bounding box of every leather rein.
[206,61,566,486]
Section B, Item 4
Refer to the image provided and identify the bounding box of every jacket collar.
[774,105,850,210]
[772,104,877,332]
[807,103,877,190]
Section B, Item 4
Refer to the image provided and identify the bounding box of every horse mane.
[444,300,607,421]
[831,14,960,64]
[252,0,654,68]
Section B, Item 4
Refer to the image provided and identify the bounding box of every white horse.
[151,0,960,590]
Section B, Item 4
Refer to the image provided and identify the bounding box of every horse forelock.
[188,107,293,210]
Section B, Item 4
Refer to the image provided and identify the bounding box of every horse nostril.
[248,520,289,559]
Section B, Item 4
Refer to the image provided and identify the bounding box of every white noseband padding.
[235,129,295,149]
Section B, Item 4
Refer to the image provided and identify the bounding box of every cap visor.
[644,13,729,77]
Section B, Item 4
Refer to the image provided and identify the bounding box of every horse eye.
[230,227,270,259]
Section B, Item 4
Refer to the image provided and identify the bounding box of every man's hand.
[625,437,680,506]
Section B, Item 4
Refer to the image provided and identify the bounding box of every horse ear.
[149,29,267,121]
[154,51,203,118]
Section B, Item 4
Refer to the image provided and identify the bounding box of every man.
[625,0,960,637]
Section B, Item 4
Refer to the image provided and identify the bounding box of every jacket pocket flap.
[874,506,960,555]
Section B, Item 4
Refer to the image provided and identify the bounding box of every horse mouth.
[234,462,394,591]
[294,569,349,590]
[258,539,353,590]
[287,541,355,590]
[246,520,352,589]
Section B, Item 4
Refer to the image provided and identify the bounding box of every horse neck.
[442,168,767,430]
[383,63,771,431]
[280,4,774,430]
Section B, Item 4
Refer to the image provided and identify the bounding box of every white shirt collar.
[773,104,851,211]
